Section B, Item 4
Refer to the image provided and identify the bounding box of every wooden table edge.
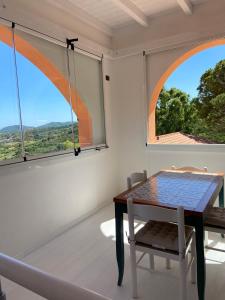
[113,170,224,217]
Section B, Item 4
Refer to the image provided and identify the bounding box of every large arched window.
[147,39,225,145]
[1,39,78,160]
[0,23,106,164]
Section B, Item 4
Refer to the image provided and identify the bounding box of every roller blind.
[71,51,106,147]
[14,28,77,158]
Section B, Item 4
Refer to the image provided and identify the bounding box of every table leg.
[219,183,224,208]
[194,216,206,300]
[219,183,224,238]
[115,203,124,286]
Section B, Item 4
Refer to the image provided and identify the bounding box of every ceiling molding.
[45,0,113,36]
[112,0,148,27]
[177,0,193,15]
[0,1,113,53]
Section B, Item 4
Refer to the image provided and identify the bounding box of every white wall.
[148,148,225,175]
[0,56,121,257]
[0,3,119,258]
[111,54,149,189]
[0,150,118,257]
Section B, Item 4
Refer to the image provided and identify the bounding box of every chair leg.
[166,258,171,269]
[191,234,196,284]
[179,259,187,300]
[130,244,138,298]
[204,231,209,247]
[149,254,155,270]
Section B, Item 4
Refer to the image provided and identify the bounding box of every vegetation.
[0,122,79,161]
[156,59,225,143]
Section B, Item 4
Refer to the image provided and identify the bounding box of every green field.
[0,123,79,161]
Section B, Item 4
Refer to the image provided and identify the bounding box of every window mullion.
[12,23,26,160]
[99,56,107,147]
[66,42,81,156]
[66,47,76,153]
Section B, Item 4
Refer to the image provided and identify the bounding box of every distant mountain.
[0,125,34,133]
[37,122,73,129]
[0,122,76,133]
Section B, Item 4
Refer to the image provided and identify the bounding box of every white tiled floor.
[2,204,225,299]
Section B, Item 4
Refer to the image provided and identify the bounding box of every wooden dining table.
[113,169,224,300]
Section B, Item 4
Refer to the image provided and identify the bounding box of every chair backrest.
[127,170,147,189]
[171,165,208,172]
[127,198,186,256]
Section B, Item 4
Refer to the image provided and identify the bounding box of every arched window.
[0,24,106,164]
[147,39,225,145]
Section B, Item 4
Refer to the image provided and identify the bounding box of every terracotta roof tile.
[154,132,213,144]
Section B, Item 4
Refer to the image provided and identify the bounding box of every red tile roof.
[154,132,213,144]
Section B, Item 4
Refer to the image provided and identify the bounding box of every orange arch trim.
[148,38,225,143]
[0,25,93,147]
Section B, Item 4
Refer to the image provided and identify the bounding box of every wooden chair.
[127,170,170,270]
[171,166,225,251]
[127,170,155,269]
[127,198,196,300]
[204,208,225,251]
[127,170,147,189]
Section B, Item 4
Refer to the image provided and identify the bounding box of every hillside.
[38,122,72,129]
[0,125,33,133]
[0,122,77,133]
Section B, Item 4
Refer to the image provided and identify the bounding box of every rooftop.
[155,131,213,144]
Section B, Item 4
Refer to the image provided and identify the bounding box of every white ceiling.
[66,0,209,29]
[133,0,207,16]
[133,0,180,16]
[69,0,132,27]
[3,0,210,38]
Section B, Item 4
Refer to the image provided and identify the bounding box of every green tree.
[156,87,198,135]
[196,59,225,118]
[207,93,225,134]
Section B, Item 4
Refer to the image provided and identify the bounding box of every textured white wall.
[0,4,118,258]
[0,57,120,257]
[111,54,149,189]
[0,150,118,257]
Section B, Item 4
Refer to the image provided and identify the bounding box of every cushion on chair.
[204,207,225,229]
[134,221,193,253]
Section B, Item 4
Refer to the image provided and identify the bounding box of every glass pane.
[73,51,106,147]
[14,29,78,157]
[148,43,225,144]
[0,26,22,162]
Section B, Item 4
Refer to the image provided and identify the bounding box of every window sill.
[147,143,225,153]
[0,144,109,175]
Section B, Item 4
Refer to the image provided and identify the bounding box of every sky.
[0,41,76,129]
[165,44,225,98]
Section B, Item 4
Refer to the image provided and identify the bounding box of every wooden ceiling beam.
[177,0,193,15]
[112,0,148,26]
